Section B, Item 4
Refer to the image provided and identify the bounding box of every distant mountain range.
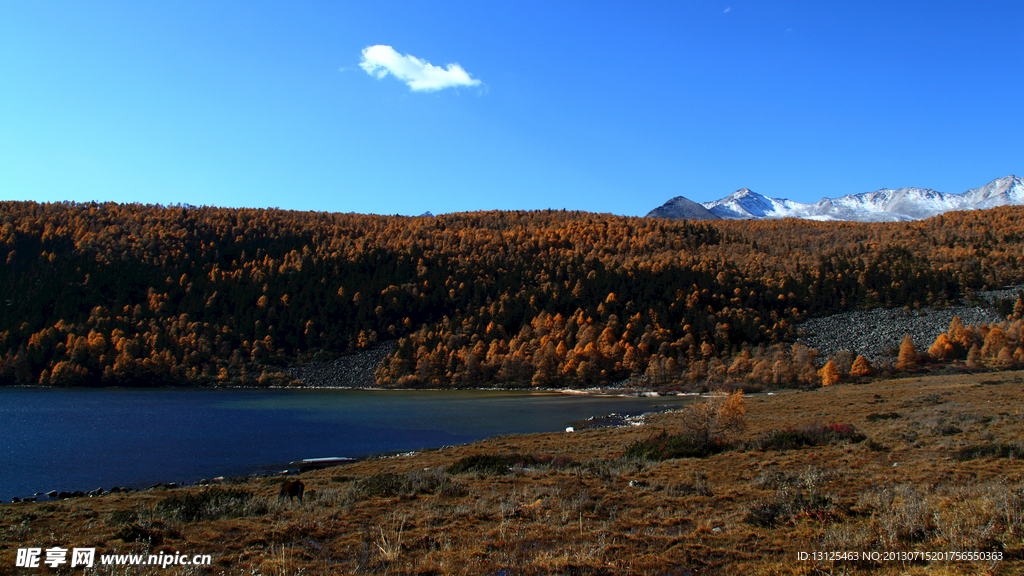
[647,175,1024,222]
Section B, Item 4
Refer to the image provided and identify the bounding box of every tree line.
[1,200,1022,388]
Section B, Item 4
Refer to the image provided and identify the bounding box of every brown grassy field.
[3,370,1024,575]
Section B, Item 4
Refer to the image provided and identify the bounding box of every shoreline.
[0,381,675,396]
[1,390,702,504]
[5,371,1022,574]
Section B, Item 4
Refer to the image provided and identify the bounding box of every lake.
[0,387,694,501]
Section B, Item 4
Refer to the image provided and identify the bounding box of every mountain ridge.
[647,175,1024,222]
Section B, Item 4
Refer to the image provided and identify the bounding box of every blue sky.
[2,1,1021,217]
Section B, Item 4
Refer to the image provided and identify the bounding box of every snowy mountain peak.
[963,175,1024,208]
[726,188,755,198]
[648,175,1024,223]
[702,188,793,220]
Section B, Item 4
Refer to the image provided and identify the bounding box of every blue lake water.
[0,387,693,500]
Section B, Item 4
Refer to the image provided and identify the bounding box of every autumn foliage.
[818,361,840,386]
[849,355,873,378]
[896,335,919,372]
[2,201,1024,387]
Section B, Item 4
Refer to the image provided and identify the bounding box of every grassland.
[3,370,1024,575]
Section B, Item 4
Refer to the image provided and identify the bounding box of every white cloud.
[723,7,731,13]
[359,45,482,92]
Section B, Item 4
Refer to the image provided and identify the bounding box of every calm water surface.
[0,387,693,500]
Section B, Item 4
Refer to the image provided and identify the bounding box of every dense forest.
[1,201,1023,388]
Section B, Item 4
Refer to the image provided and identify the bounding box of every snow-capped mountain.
[653,175,1024,223]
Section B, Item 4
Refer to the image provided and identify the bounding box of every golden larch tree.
[928,333,954,361]
[966,344,982,369]
[896,335,918,372]
[818,360,840,386]
[849,355,873,378]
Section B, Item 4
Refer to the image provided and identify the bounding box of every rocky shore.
[283,340,396,387]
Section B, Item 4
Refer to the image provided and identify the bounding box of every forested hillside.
[1,201,1022,388]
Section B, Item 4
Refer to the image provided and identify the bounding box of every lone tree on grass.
[678,390,746,446]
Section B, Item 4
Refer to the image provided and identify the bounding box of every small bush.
[106,510,139,525]
[361,472,402,497]
[865,412,900,422]
[744,500,791,528]
[112,523,164,546]
[348,469,459,500]
[954,442,1024,461]
[157,488,259,522]
[857,484,935,543]
[744,487,837,528]
[866,439,890,452]
[624,430,730,460]
[755,423,866,451]
[935,424,963,436]
[670,472,713,496]
[545,455,580,469]
[447,454,542,475]
[352,473,411,498]
[753,470,791,490]
[437,476,469,498]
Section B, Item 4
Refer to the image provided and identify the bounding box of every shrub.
[934,424,963,436]
[954,442,1024,461]
[744,487,837,528]
[865,412,900,422]
[546,455,579,468]
[447,454,543,475]
[679,390,746,439]
[670,472,713,497]
[624,391,746,461]
[745,467,840,527]
[755,423,866,451]
[157,488,259,522]
[112,523,164,545]
[352,472,429,497]
[624,430,730,460]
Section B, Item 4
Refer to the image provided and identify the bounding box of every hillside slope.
[2,201,1024,388]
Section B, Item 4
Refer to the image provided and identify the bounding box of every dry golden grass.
[3,371,1024,575]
